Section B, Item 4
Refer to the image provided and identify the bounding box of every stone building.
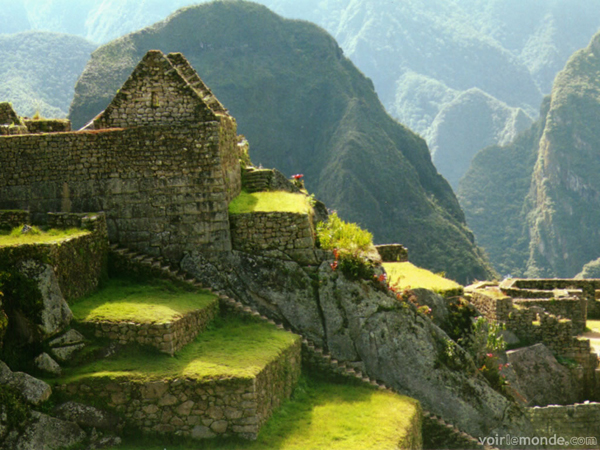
[0,50,242,262]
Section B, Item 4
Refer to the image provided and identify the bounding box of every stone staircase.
[106,243,497,450]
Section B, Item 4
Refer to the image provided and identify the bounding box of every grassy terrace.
[57,316,299,383]
[111,375,420,450]
[0,226,90,246]
[229,191,312,214]
[71,278,217,324]
[383,262,463,296]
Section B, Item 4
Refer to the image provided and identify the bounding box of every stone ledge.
[85,299,219,356]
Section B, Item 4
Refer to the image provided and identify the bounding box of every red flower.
[333,248,339,260]
[486,353,493,358]
[292,174,304,180]
[330,261,338,271]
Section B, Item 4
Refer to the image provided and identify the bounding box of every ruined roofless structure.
[0,50,242,262]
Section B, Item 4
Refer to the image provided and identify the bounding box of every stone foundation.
[0,210,30,230]
[376,244,409,263]
[87,300,219,356]
[230,212,315,254]
[54,338,301,440]
[529,402,600,448]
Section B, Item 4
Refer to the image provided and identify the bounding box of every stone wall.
[0,210,30,230]
[504,278,600,319]
[54,339,301,440]
[469,289,513,322]
[88,300,219,356]
[94,51,216,129]
[375,244,409,263]
[0,212,108,302]
[241,167,301,194]
[230,212,315,255]
[0,102,20,125]
[529,403,600,448]
[513,297,586,335]
[23,119,71,134]
[0,122,240,262]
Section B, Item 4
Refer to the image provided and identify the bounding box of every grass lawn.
[110,375,420,450]
[383,262,463,296]
[586,320,600,333]
[70,278,217,324]
[57,316,299,383]
[0,226,90,247]
[229,191,312,214]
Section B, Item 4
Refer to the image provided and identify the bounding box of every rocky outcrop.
[3,411,86,450]
[53,402,121,432]
[182,250,531,437]
[504,344,579,407]
[17,259,72,339]
[0,361,51,406]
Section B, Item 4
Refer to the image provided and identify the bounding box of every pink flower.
[330,261,338,271]
[486,353,493,358]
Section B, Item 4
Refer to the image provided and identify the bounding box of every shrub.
[317,213,375,280]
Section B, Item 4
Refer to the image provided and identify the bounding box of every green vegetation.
[383,262,463,296]
[0,31,96,118]
[70,277,216,324]
[68,0,494,284]
[109,375,419,450]
[317,212,375,280]
[229,191,311,215]
[0,384,30,435]
[0,226,90,247]
[586,320,600,334]
[57,315,298,383]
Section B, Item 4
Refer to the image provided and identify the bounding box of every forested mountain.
[69,1,494,283]
[459,31,600,278]
[4,0,599,187]
[0,31,96,118]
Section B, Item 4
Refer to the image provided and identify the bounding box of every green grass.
[56,316,299,383]
[70,278,217,325]
[586,320,600,333]
[110,375,419,450]
[0,226,90,247]
[384,262,463,295]
[229,191,312,214]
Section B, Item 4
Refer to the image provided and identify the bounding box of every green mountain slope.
[69,1,494,283]
[460,32,600,278]
[0,31,96,118]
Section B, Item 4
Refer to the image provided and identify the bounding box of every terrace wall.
[54,339,301,440]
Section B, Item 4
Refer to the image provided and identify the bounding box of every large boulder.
[504,343,579,406]
[0,361,51,406]
[17,260,72,338]
[3,411,86,450]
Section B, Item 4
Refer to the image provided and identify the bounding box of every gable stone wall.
[0,121,240,263]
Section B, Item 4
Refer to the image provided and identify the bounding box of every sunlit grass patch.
[384,262,463,296]
[229,191,312,214]
[0,226,90,247]
[109,375,420,450]
[70,278,216,324]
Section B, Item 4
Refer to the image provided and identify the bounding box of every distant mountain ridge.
[69,0,494,283]
[459,31,600,278]
[3,0,599,187]
[0,31,96,118]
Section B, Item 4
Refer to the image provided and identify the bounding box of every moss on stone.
[229,191,312,214]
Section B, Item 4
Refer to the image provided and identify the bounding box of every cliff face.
[68,0,494,283]
[460,32,600,278]
[526,32,600,277]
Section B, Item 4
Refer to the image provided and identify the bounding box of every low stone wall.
[23,119,71,134]
[376,244,409,262]
[469,290,513,322]
[0,210,30,230]
[504,278,600,319]
[529,403,600,448]
[88,300,219,356]
[513,297,586,335]
[241,168,301,194]
[54,339,301,440]
[0,212,108,302]
[230,212,315,254]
